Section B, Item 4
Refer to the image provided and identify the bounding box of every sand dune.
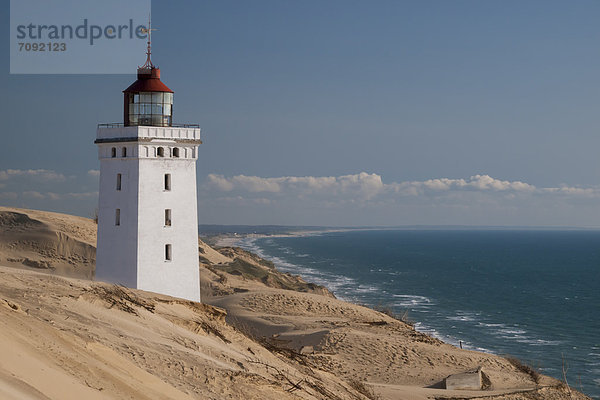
[0,207,96,279]
[207,289,584,400]
[0,267,364,399]
[0,207,591,399]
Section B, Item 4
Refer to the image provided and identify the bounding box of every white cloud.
[87,169,100,177]
[22,191,46,199]
[44,191,99,201]
[207,174,235,191]
[388,175,537,196]
[338,172,384,199]
[0,192,18,200]
[542,186,598,196]
[198,172,600,226]
[468,175,535,192]
[231,175,282,193]
[4,191,99,201]
[205,172,600,203]
[208,172,384,199]
[64,191,99,199]
[0,169,66,182]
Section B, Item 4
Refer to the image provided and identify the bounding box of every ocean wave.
[366,267,404,276]
[385,271,403,276]
[413,322,493,354]
[588,368,600,375]
[477,322,531,340]
[237,237,358,298]
[483,325,561,347]
[514,338,562,346]
[445,310,483,323]
[355,284,380,294]
[277,246,294,254]
[447,316,475,322]
[498,328,527,335]
[392,294,435,309]
[478,322,506,328]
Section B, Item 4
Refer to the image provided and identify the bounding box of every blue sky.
[1,0,600,226]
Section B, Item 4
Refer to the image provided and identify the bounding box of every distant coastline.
[202,224,600,250]
[200,224,600,237]
[208,228,351,248]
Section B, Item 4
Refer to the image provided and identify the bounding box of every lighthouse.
[94,32,201,302]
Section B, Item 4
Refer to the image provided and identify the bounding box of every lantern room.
[123,66,174,127]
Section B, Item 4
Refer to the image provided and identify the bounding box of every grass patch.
[218,258,268,280]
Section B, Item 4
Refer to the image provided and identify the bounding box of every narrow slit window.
[164,173,171,191]
[122,147,127,157]
[115,209,121,226]
[165,244,172,261]
[111,147,116,158]
[164,209,172,226]
[116,174,122,191]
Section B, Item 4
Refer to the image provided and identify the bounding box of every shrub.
[506,356,541,384]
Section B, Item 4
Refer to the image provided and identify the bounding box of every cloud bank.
[202,172,600,226]
[208,172,384,199]
[0,169,66,182]
[207,172,593,199]
[0,168,99,217]
[2,168,600,226]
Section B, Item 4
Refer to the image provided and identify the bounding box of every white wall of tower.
[95,126,201,302]
[136,154,199,301]
[96,152,139,288]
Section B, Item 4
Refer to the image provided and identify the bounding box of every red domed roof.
[123,67,173,93]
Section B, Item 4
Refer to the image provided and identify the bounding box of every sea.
[235,229,600,399]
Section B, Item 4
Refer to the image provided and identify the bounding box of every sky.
[1,0,600,227]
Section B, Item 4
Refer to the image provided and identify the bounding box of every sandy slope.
[207,288,586,400]
[0,267,373,400]
[0,207,591,400]
[0,207,96,279]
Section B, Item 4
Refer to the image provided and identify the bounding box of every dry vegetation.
[208,245,335,297]
[505,357,541,385]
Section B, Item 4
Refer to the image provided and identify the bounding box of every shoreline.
[212,230,597,399]
[213,232,479,351]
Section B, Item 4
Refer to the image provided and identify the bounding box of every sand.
[0,207,591,399]
[0,206,96,279]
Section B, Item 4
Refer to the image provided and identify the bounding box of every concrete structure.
[95,44,202,302]
[444,367,483,390]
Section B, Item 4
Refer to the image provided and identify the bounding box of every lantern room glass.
[127,91,173,127]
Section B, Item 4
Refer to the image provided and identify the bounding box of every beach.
[0,206,592,399]
[229,230,600,398]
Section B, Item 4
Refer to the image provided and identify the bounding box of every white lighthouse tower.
[94,37,201,302]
